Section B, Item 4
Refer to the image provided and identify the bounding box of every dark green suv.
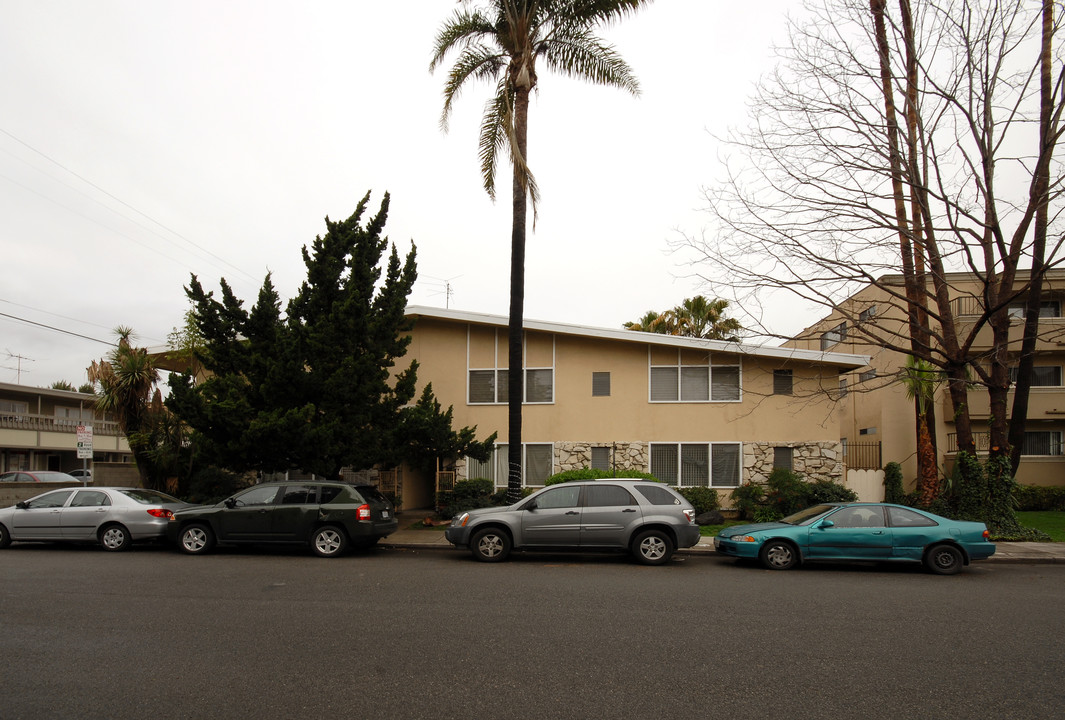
[167,481,397,558]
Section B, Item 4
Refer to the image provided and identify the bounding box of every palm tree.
[623,310,670,334]
[432,0,651,502]
[87,327,164,488]
[670,296,742,341]
[900,355,942,506]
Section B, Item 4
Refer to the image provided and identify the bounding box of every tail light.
[148,508,174,520]
[684,509,696,524]
[356,503,371,521]
[983,529,990,539]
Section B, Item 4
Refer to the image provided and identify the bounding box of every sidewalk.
[383,527,1065,564]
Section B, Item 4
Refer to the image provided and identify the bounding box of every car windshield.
[117,489,181,504]
[780,505,836,526]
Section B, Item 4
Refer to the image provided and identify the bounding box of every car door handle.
[872,531,884,535]
[565,511,579,515]
[622,508,637,513]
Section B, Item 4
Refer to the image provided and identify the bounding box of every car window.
[352,486,387,504]
[827,506,885,528]
[320,485,345,504]
[887,506,938,528]
[234,485,281,507]
[281,485,318,504]
[532,485,581,510]
[70,490,111,508]
[584,484,636,507]
[117,489,181,504]
[25,490,75,509]
[634,484,682,506]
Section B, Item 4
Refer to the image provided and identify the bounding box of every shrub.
[1014,484,1065,511]
[731,471,857,521]
[436,478,497,519]
[677,487,721,514]
[763,468,809,517]
[805,479,858,505]
[883,462,905,503]
[545,468,659,485]
[731,483,764,521]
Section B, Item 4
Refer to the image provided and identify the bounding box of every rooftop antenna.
[2,350,35,383]
[422,275,462,309]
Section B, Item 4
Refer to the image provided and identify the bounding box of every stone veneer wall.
[743,441,844,484]
[457,441,844,485]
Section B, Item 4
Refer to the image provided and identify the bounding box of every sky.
[0,0,805,389]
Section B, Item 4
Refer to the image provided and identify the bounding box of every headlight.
[727,535,757,543]
[452,512,470,528]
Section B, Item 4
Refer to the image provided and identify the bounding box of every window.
[234,485,281,506]
[820,322,847,350]
[859,368,877,382]
[773,447,793,471]
[649,362,739,402]
[0,400,28,420]
[888,506,937,528]
[468,368,553,404]
[859,427,878,436]
[584,484,636,507]
[838,378,848,398]
[859,305,878,323]
[467,443,553,487]
[591,446,611,471]
[592,372,611,397]
[773,370,793,395]
[26,490,74,509]
[634,484,682,506]
[281,485,318,504]
[1021,431,1064,456]
[532,485,580,509]
[1008,300,1061,318]
[70,491,110,508]
[650,443,741,488]
[828,506,885,528]
[1010,366,1063,387]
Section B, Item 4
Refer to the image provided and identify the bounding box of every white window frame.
[466,442,555,489]
[649,442,742,488]
[820,322,847,350]
[466,328,554,405]
[648,350,741,403]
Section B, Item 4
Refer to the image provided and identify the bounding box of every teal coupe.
[714,503,996,575]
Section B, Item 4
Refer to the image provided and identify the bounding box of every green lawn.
[700,512,1065,541]
[1017,511,1065,542]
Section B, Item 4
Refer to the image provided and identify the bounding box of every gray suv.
[444,480,700,565]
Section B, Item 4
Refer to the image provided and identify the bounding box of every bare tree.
[681,0,1065,481]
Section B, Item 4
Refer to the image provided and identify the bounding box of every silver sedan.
[0,487,191,551]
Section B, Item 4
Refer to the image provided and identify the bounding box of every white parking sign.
[76,424,94,459]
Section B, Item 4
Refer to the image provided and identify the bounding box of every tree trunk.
[507,84,531,504]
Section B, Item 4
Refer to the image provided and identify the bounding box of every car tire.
[311,525,348,558]
[470,527,511,562]
[0,522,10,549]
[631,529,674,565]
[759,539,799,570]
[924,543,964,575]
[98,523,132,552]
[179,523,215,555]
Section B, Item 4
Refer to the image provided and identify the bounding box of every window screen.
[592,372,611,397]
[773,370,793,395]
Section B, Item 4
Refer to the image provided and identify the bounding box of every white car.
[0,487,191,551]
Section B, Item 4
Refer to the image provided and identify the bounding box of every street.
[1,545,1063,720]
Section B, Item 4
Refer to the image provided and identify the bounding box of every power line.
[0,311,117,346]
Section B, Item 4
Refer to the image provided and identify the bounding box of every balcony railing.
[946,432,1065,456]
[0,413,122,436]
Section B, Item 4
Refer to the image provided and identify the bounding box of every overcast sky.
[1,0,805,389]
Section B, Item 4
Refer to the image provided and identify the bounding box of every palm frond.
[478,78,512,199]
[540,30,639,94]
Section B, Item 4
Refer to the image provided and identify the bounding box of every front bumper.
[444,525,470,547]
[713,535,763,559]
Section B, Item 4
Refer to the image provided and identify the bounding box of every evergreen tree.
[169,192,468,479]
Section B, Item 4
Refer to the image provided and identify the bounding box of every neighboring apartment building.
[0,382,131,473]
[399,306,869,508]
[786,272,1065,489]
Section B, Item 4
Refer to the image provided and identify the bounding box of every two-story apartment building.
[786,272,1065,489]
[0,382,131,474]
[399,306,869,508]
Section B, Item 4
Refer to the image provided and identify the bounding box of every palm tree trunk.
[507,84,531,504]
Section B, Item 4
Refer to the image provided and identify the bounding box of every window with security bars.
[591,446,610,471]
[649,443,741,487]
[773,370,793,395]
[773,447,793,471]
[466,443,554,487]
[468,368,553,404]
[592,372,611,397]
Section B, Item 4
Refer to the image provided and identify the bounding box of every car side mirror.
[525,501,537,512]
[819,520,834,529]
[224,498,237,509]
[16,501,28,509]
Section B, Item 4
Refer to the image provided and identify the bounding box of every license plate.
[382,511,390,519]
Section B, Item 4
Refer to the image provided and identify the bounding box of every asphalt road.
[1,544,1063,720]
